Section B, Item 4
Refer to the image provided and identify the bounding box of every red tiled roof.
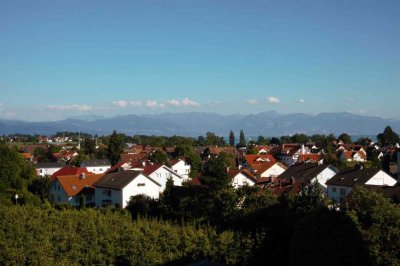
[142,164,163,176]
[57,173,104,197]
[245,155,276,165]
[298,154,322,162]
[50,166,89,182]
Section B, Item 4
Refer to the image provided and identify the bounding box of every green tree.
[150,150,169,166]
[357,137,372,146]
[82,137,96,155]
[295,180,326,214]
[377,126,399,147]
[347,186,400,265]
[270,137,281,146]
[238,129,246,147]
[33,147,49,162]
[338,133,352,144]
[229,130,235,147]
[256,135,269,145]
[107,130,124,165]
[28,176,52,202]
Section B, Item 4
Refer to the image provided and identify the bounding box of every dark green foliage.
[256,135,269,145]
[238,129,246,147]
[0,144,36,195]
[132,134,196,148]
[71,152,89,167]
[197,132,226,146]
[82,137,96,155]
[126,194,158,218]
[269,137,281,145]
[377,126,399,147]
[0,205,256,265]
[338,133,352,144]
[107,130,125,165]
[28,176,51,202]
[229,130,235,147]
[288,208,371,266]
[295,180,326,215]
[357,137,372,146]
[149,150,169,166]
[347,187,400,266]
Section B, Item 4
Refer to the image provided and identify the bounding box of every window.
[103,189,112,197]
[157,173,161,178]
[332,187,337,193]
[340,188,346,197]
[137,183,146,187]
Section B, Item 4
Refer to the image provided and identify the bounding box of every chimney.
[301,144,305,155]
[80,173,86,179]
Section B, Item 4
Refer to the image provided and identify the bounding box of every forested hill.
[1,111,399,136]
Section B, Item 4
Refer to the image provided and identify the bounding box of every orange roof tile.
[57,173,104,197]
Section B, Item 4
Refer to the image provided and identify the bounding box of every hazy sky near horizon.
[1,0,399,121]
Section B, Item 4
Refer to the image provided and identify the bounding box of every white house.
[326,168,397,204]
[35,162,65,177]
[257,162,288,178]
[143,164,187,191]
[81,159,111,174]
[94,170,161,208]
[278,163,338,190]
[49,173,103,207]
[228,169,257,188]
[279,145,311,167]
[171,159,191,179]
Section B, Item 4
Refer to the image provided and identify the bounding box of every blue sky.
[1,0,399,121]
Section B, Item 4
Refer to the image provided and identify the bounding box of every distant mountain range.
[1,111,399,137]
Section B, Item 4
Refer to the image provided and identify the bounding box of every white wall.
[313,167,337,189]
[232,173,256,188]
[260,164,286,178]
[171,160,191,179]
[121,174,161,208]
[149,166,184,191]
[37,167,62,177]
[365,170,397,186]
[94,174,161,208]
[86,165,111,174]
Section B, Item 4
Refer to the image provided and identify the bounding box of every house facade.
[143,164,187,191]
[81,159,111,174]
[35,162,65,177]
[326,168,397,204]
[171,159,191,179]
[94,171,161,208]
[228,169,257,188]
[49,173,103,207]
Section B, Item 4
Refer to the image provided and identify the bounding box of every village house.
[277,162,338,190]
[227,169,257,188]
[35,162,65,177]
[326,167,397,204]
[94,170,161,208]
[142,164,187,191]
[171,159,191,179]
[81,159,111,174]
[278,144,312,167]
[49,172,104,207]
[50,166,89,182]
